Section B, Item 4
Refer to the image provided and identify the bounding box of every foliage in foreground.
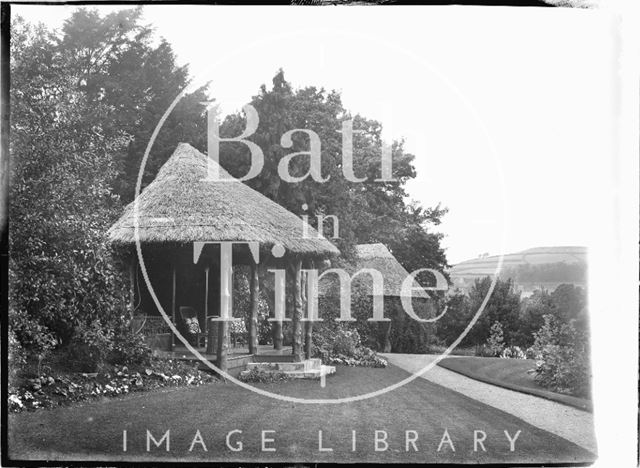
[8,357,217,413]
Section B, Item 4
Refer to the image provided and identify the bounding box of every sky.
[14,4,616,264]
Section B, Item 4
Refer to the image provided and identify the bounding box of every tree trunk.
[249,262,259,354]
[291,259,303,362]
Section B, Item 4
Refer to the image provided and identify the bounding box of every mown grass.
[437,357,592,412]
[8,364,594,464]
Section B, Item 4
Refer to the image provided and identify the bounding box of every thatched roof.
[319,243,430,299]
[107,143,340,258]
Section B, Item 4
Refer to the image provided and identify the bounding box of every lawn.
[7,363,594,464]
[437,357,592,412]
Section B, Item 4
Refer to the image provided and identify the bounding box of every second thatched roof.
[319,243,430,299]
[107,143,340,258]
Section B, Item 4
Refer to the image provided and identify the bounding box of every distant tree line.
[437,279,588,349]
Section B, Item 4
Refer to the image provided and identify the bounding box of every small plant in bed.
[500,345,526,359]
[314,327,388,368]
[8,330,217,413]
[238,367,291,383]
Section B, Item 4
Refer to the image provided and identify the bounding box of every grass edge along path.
[437,357,592,412]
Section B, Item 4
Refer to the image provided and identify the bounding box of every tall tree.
[550,284,588,332]
[464,277,522,347]
[218,71,448,354]
[9,17,128,347]
[515,288,554,347]
[9,7,210,353]
[219,69,447,273]
[58,7,209,201]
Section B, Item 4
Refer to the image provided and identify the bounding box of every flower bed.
[325,347,388,368]
[314,328,388,368]
[8,358,217,413]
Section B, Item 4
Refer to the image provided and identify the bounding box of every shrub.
[8,330,27,391]
[500,345,526,359]
[525,346,541,360]
[332,328,361,356]
[238,367,291,383]
[532,315,590,397]
[313,326,359,359]
[312,323,387,367]
[486,321,505,356]
[9,308,58,369]
[108,328,152,366]
[474,344,496,357]
[64,321,114,372]
[326,347,388,368]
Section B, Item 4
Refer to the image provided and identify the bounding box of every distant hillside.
[449,246,587,296]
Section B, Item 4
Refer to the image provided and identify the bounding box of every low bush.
[8,357,217,413]
[500,345,526,359]
[525,346,541,360]
[474,344,496,357]
[108,328,152,366]
[325,347,388,368]
[238,367,291,383]
[64,321,114,372]
[313,327,387,368]
[486,321,505,356]
[532,315,590,397]
[8,331,27,391]
[9,308,58,373]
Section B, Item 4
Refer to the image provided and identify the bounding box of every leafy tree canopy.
[218,69,448,277]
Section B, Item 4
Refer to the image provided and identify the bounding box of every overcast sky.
[14,5,616,264]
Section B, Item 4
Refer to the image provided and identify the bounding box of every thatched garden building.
[108,143,339,372]
[319,243,432,352]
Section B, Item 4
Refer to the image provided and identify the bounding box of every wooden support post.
[216,244,232,373]
[171,261,177,350]
[291,259,303,362]
[128,257,136,318]
[301,265,312,359]
[204,265,210,317]
[271,264,285,350]
[216,320,229,373]
[304,321,313,360]
[249,262,259,355]
[207,319,217,355]
[272,321,283,350]
[203,265,209,350]
[383,321,392,353]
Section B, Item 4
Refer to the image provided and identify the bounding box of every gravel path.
[382,353,597,454]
